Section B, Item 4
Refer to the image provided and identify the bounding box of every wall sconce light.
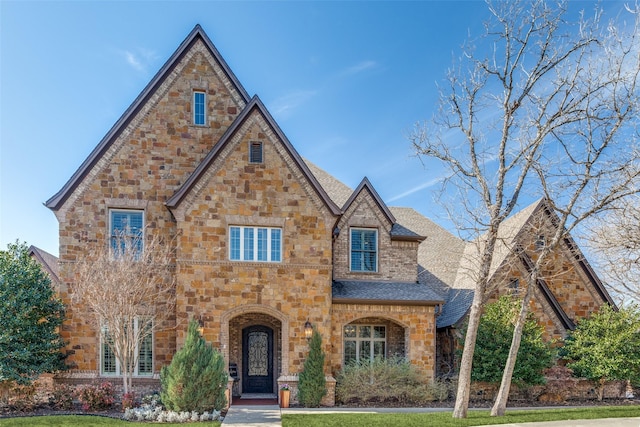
[198,315,205,336]
[304,320,313,340]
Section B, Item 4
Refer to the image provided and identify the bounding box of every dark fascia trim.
[28,245,60,284]
[332,297,444,306]
[519,250,576,331]
[342,177,396,223]
[538,202,617,309]
[391,234,425,242]
[166,95,342,215]
[45,24,250,211]
[563,231,617,309]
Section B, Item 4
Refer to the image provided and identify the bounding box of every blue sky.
[0,1,624,256]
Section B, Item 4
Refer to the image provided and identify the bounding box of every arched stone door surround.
[220,305,290,393]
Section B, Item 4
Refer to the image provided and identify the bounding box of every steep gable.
[166,96,341,219]
[46,25,250,216]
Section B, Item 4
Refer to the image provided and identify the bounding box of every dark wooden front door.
[242,325,273,393]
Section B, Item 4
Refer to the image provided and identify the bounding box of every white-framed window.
[343,324,386,365]
[350,228,377,272]
[193,91,206,126]
[101,318,153,376]
[229,226,282,262]
[110,210,143,258]
[249,141,263,164]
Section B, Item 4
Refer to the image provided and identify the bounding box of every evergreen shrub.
[160,319,227,412]
[297,329,327,407]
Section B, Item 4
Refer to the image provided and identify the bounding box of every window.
[193,91,206,126]
[101,318,153,376]
[110,210,143,258]
[350,228,377,272]
[249,141,263,163]
[229,226,281,262]
[508,279,520,295]
[343,324,386,365]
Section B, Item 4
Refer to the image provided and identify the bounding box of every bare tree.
[73,230,176,394]
[410,0,640,418]
[585,196,640,303]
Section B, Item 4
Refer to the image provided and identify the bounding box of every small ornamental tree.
[563,304,640,400]
[298,328,327,407]
[466,295,554,386]
[160,319,227,412]
[0,242,66,397]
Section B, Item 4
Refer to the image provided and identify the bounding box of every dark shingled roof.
[436,288,475,328]
[333,280,444,305]
[28,245,60,285]
[390,223,424,241]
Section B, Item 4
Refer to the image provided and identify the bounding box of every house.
[43,25,614,404]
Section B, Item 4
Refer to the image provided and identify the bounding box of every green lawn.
[1,406,639,426]
[0,415,221,427]
[282,406,640,427]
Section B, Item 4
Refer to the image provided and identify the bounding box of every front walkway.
[222,405,281,426]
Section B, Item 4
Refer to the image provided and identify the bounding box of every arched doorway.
[242,325,274,393]
[222,306,287,396]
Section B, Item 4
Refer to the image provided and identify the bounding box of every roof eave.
[332,297,444,306]
[166,95,342,216]
[45,24,250,211]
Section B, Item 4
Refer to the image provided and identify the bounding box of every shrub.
[464,295,555,386]
[5,382,37,412]
[336,356,451,405]
[48,383,74,410]
[563,304,640,400]
[298,328,327,407]
[160,319,227,412]
[75,381,115,411]
[121,391,136,411]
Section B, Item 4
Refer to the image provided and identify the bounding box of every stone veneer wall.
[169,109,337,382]
[53,39,247,374]
[330,304,437,380]
[332,188,419,283]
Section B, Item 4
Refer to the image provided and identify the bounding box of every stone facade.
[44,25,614,405]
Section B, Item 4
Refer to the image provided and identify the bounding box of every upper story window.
[101,317,153,376]
[350,228,377,272]
[193,91,206,126]
[343,324,386,365]
[249,141,263,164]
[229,226,282,262]
[110,210,143,258]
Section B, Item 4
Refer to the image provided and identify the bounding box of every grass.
[0,415,221,427]
[1,406,638,426]
[282,405,640,427]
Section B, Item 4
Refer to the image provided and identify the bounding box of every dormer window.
[350,228,377,272]
[193,91,206,126]
[249,141,263,164]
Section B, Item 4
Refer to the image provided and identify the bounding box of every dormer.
[333,178,424,282]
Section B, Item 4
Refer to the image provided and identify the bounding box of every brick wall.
[333,188,419,282]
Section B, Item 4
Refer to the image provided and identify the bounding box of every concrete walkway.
[222,404,282,426]
[222,405,640,427]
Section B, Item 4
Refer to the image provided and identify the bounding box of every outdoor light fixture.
[304,320,313,340]
[198,315,205,335]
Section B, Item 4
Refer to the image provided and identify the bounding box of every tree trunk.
[453,290,485,418]
[491,284,534,416]
[598,378,605,401]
